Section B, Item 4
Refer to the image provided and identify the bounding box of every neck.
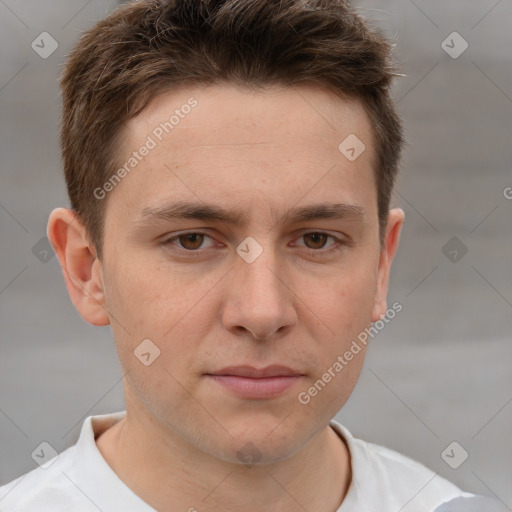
[96,411,351,512]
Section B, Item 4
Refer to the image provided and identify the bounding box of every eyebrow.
[136,200,365,228]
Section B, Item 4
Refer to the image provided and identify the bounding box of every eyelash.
[160,231,349,257]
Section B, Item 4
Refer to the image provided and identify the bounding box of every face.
[58,83,402,464]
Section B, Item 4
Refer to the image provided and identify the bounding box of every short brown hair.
[60,0,405,258]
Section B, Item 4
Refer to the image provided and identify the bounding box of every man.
[0,0,471,510]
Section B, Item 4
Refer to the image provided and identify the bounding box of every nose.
[220,244,297,341]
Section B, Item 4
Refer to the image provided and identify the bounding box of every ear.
[47,208,110,326]
[371,208,404,322]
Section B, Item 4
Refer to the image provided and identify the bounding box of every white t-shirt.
[0,410,467,511]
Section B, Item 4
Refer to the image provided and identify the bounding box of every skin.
[48,83,404,512]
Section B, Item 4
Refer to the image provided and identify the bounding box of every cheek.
[308,259,378,334]
[103,255,186,330]
[298,278,374,418]
[102,257,217,373]
[302,259,377,385]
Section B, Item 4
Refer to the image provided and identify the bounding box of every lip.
[208,365,303,378]
[205,365,305,399]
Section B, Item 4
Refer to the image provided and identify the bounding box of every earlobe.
[371,208,404,323]
[47,208,110,327]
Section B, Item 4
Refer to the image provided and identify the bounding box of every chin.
[215,425,303,466]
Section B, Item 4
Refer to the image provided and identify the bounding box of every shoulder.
[0,445,85,511]
[330,420,465,511]
[0,411,143,512]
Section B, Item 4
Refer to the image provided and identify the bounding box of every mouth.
[205,365,305,399]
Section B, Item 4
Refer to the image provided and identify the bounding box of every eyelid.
[161,229,351,254]
[292,231,354,255]
[161,230,220,251]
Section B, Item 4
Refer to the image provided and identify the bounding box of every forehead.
[108,83,376,225]
[128,82,372,148]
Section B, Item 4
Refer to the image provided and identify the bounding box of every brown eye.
[177,233,205,250]
[302,232,330,250]
[161,231,218,256]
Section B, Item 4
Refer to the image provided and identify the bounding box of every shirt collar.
[70,411,359,512]
[71,410,156,511]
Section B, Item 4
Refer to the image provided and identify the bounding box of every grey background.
[1,0,511,507]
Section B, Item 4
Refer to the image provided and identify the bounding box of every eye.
[160,230,348,257]
[162,232,216,251]
[294,232,344,253]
